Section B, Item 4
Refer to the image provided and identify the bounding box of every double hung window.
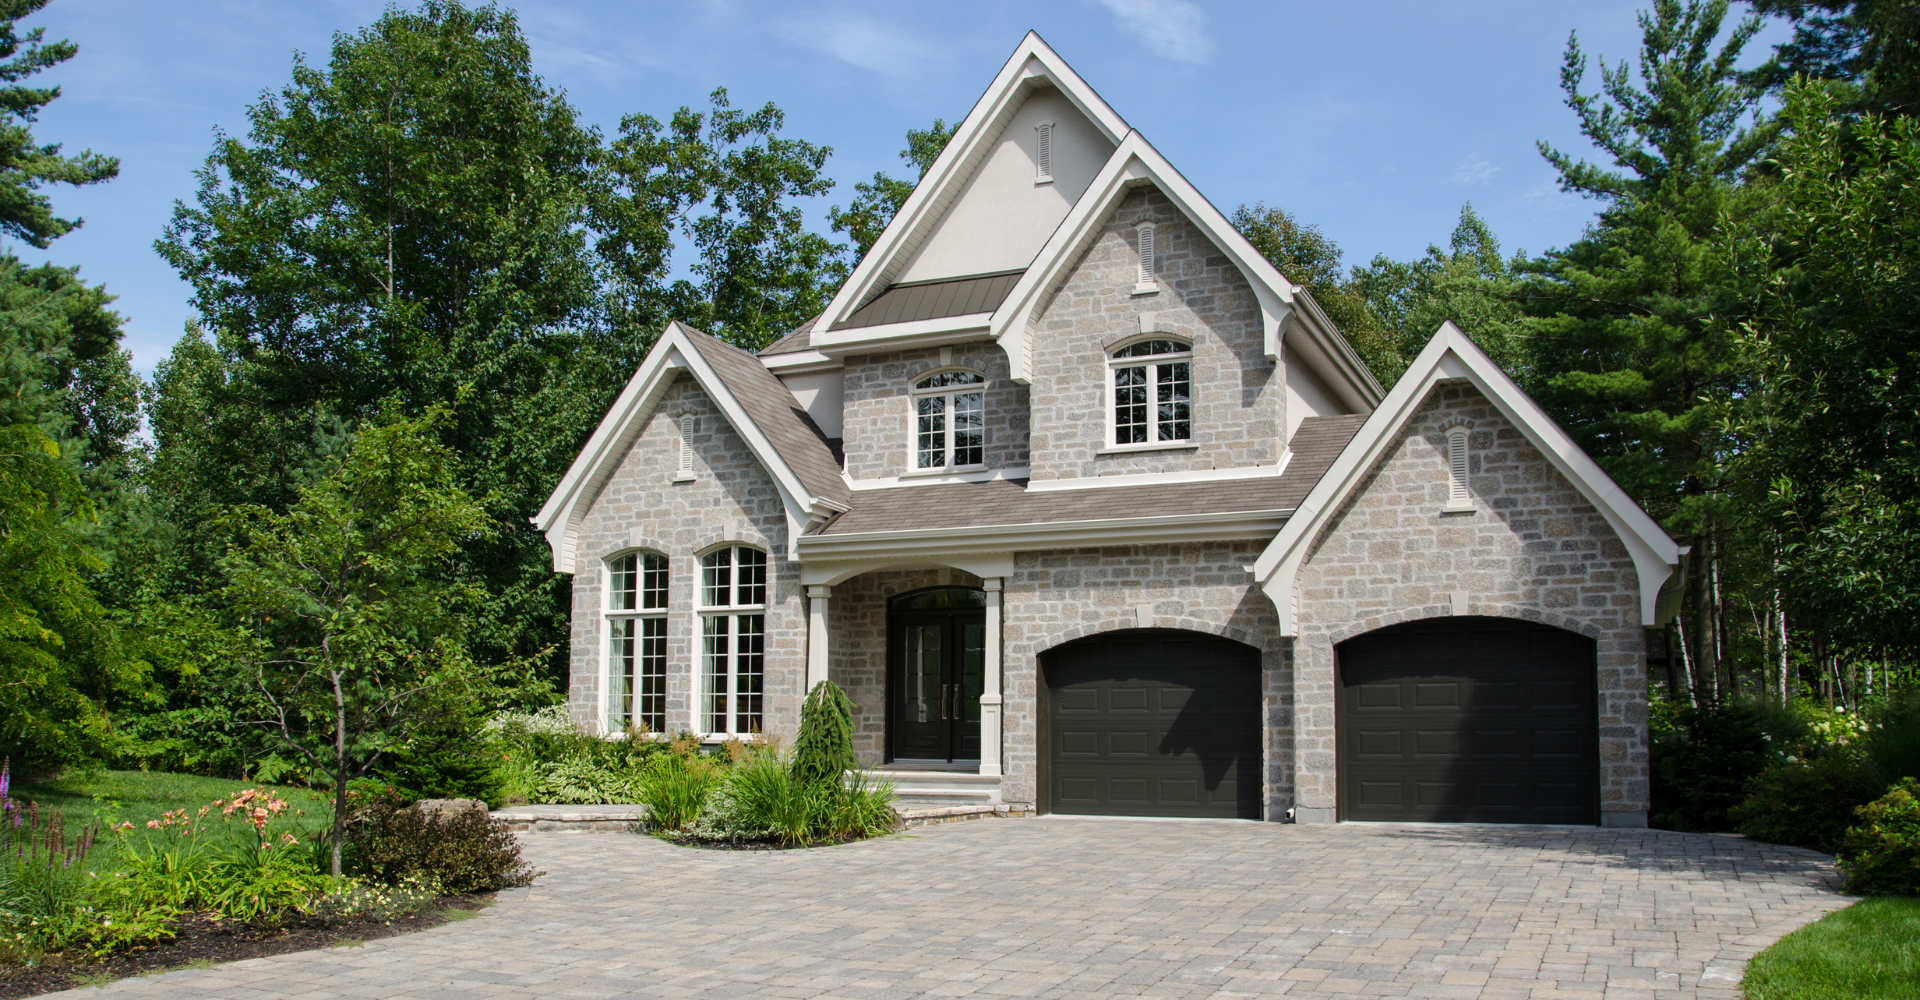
[911,370,986,470]
[606,553,668,733]
[1110,339,1193,445]
[699,547,766,736]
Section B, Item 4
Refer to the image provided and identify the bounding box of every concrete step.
[864,769,1002,807]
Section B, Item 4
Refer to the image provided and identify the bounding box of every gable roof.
[987,131,1381,408]
[1250,322,1682,635]
[532,321,850,571]
[759,313,821,356]
[812,32,1127,340]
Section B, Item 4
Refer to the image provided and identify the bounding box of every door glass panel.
[905,625,943,723]
[960,622,985,723]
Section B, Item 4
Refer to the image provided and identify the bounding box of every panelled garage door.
[1337,617,1599,824]
[1043,630,1261,819]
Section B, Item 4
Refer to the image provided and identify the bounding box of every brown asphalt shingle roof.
[813,414,1368,535]
[759,313,821,357]
[680,325,852,508]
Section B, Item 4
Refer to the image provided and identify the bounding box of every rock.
[410,798,488,820]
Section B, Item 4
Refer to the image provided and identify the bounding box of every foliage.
[1836,779,1920,895]
[344,801,537,895]
[1742,897,1920,999]
[11,767,329,831]
[1229,203,1398,386]
[1748,0,1920,119]
[0,0,117,248]
[1349,204,1527,376]
[487,706,667,805]
[1734,745,1873,853]
[378,698,507,807]
[793,681,859,792]
[306,873,444,923]
[102,788,329,924]
[217,405,509,875]
[828,118,955,260]
[1649,698,1781,831]
[637,752,720,832]
[0,796,99,952]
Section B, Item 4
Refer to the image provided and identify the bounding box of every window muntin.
[1109,339,1193,445]
[606,553,669,733]
[910,369,986,470]
[699,545,767,737]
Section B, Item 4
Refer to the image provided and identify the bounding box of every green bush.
[105,786,329,923]
[346,803,538,895]
[793,682,859,791]
[380,700,507,806]
[1734,745,1875,853]
[0,800,102,952]
[487,706,667,804]
[729,752,820,846]
[1863,690,1920,794]
[1837,779,1920,896]
[1650,699,1779,831]
[638,753,719,832]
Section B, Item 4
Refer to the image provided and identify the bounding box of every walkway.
[60,818,1848,999]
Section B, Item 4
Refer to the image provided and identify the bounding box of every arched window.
[1109,339,1193,445]
[606,552,668,733]
[910,369,986,471]
[699,546,767,736]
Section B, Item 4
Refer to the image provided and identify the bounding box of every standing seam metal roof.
[828,270,1025,331]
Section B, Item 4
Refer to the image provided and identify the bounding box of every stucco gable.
[1253,321,1681,634]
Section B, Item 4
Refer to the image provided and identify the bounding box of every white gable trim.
[813,32,1127,343]
[1251,322,1681,635]
[532,322,826,572]
[989,132,1382,411]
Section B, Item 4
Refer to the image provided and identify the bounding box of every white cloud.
[773,11,936,78]
[1089,0,1214,64]
[1453,156,1498,185]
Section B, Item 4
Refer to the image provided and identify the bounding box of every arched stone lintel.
[1320,604,1607,646]
[1019,615,1273,658]
[800,554,1015,587]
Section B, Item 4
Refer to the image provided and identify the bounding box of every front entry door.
[888,589,986,763]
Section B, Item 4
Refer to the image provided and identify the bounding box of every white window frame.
[605,551,669,736]
[1105,338,1196,452]
[906,368,988,475]
[697,545,768,739]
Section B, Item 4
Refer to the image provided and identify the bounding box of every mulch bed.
[0,893,495,999]
[663,831,885,850]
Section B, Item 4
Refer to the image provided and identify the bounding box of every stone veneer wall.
[1027,187,1279,481]
[1290,380,1650,825]
[567,375,807,740]
[827,568,985,767]
[839,342,1029,482]
[999,541,1288,814]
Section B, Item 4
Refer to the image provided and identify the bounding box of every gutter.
[796,507,1295,560]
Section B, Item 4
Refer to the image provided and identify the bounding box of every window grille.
[1109,339,1192,445]
[606,552,668,733]
[700,546,767,736]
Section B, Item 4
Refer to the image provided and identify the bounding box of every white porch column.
[806,584,831,693]
[980,578,1004,777]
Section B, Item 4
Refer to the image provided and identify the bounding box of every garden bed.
[0,894,494,999]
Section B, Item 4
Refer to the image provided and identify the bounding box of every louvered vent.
[1446,426,1471,508]
[1035,121,1053,182]
[679,415,695,474]
[1137,223,1157,284]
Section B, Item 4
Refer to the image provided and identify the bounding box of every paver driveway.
[62,818,1846,1000]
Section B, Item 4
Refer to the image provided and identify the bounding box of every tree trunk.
[1694,537,1718,705]
[1775,593,1789,706]
[332,669,348,878]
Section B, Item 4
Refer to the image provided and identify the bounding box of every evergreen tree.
[1349,204,1527,375]
[1230,203,1400,385]
[1748,0,1920,118]
[0,0,116,247]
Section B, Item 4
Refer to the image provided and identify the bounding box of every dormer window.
[1110,339,1192,446]
[910,369,987,470]
[1034,121,1054,183]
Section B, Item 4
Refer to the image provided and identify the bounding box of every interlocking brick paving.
[59,818,1846,1000]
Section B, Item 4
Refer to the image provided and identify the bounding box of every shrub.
[793,682,859,791]
[1863,689,1920,794]
[346,805,538,895]
[1650,699,1778,832]
[0,799,101,952]
[687,780,771,842]
[1734,744,1876,853]
[106,787,330,923]
[729,752,819,846]
[1837,779,1920,896]
[380,700,507,806]
[487,707,667,805]
[638,754,719,832]
[825,772,899,839]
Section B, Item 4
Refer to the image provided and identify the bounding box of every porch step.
[864,769,1002,809]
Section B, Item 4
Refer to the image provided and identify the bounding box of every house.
[535,33,1681,827]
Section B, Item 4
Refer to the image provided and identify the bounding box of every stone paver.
[59,819,1847,1000]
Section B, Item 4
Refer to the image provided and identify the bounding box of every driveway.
[63,818,1846,1000]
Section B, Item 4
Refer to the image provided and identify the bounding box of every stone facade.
[839,342,1030,482]
[826,567,986,766]
[1289,380,1650,824]
[566,375,807,739]
[1026,187,1280,482]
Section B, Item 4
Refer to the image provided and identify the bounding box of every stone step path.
[59,819,1849,1000]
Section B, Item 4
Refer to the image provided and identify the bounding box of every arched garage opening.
[1336,617,1599,824]
[1041,629,1261,819]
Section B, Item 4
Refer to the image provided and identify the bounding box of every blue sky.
[24,0,1784,373]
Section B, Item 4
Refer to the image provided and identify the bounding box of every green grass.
[1744,897,1920,999]
[11,769,333,831]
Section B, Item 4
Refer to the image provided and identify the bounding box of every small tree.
[221,405,495,875]
[792,681,859,791]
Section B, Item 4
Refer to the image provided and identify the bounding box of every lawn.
[1743,897,1920,999]
[12,769,334,832]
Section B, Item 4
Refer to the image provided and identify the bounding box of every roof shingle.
[681,327,851,508]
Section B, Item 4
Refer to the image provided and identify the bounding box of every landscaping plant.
[1836,779,1920,897]
[345,799,538,895]
[638,753,720,832]
[0,797,101,953]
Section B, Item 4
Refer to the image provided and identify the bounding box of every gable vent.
[1136,223,1157,284]
[1445,425,1471,510]
[674,415,696,482]
[1035,121,1054,183]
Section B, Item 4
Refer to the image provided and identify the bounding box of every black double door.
[888,608,985,763]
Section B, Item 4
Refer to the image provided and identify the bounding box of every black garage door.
[1337,617,1598,824]
[1043,630,1261,819]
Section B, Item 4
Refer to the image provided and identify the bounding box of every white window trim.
[907,368,989,475]
[672,414,696,483]
[1034,120,1054,184]
[1443,425,1476,513]
[604,552,669,736]
[696,545,769,739]
[1106,340,1195,450]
